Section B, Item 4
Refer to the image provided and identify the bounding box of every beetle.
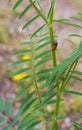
[51,41,58,51]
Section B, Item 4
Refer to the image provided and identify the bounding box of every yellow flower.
[22,55,30,60]
[13,55,31,81]
[13,73,27,81]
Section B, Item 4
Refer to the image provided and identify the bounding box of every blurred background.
[0,0,82,130]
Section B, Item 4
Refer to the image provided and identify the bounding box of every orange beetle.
[51,41,58,51]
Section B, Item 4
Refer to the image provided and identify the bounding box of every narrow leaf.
[77,114,82,119]
[36,68,51,75]
[57,116,67,120]
[14,49,32,56]
[12,59,31,66]
[12,68,31,76]
[73,121,82,129]
[0,119,6,125]
[79,40,82,49]
[35,58,51,68]
[71,75,82,81]
[35,41,50,51]
[38,36,50,43]
[47,0,54,19]
[19,4,32,19]
[0,98,4,113]
[64,90,82,96]
[71,70,82,75]
[69,34,82,38]
[30,24,45,38]
[3,125,12,130]
[54,20,82,28]
[65,38,77,47]
[21,41,34,45]
[13,0,23,10]
[16,83,32,99]
[35,50,51,59]
[22,15,39,30]
[70,16,82,22]
[5,99,12,117]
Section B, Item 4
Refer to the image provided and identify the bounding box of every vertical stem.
[48,0,57,67]
[48,1,62,130]
[31,43,48,130]
[49,25,57,66]
[51,90,61,130]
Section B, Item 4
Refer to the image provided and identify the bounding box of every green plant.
[0,0,82,130]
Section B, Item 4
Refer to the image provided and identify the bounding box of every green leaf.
[19,91,35,110]
[71,70,82,75]
[77,114,82,119]
[24,98,37,111]
[64,90,82,96]
[35,58,51,68]
[57,116,67,120]
[54,20,82,28]
[3,125,12,130]
[53,19,69,22]
[78,12,82,16]
[40,31,50,37]
[14,49,32,56]
[0,98,4,113]
[18,118,40,130]
[22,15,39,30]
[13,94,35,124]
[21,41,34,45]
[38,36,50,43]
[13,0,23,10]
[12,59,31,66]
[79,40,82,49]
[65,38,77,47]
[17,98,37,122]
[36,68,52,75]
[12,68,31,76]
[47,46,82,84]
[8,0,11,2]
[71,75,82,81]
[25,120,41,129]
[5,99,12,117]
[16,83,32,100]
[35,50,51,59]
[13,111,21,124]
[30,24,46,38]
[38,98,53,110]
[73,121,82,129]
[47,0,55,19]
[35,41,50,51]
[70,16,82,22]
[19,4,32,19]
[0,119,6,125]
[69,34,82,38]
[37,76,46,82]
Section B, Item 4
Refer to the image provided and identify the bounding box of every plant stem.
[0,112,11,123]
[49,25,57,66]
[31,43,48,130]
[48,0,57,67]
[29,0,48,24]
[48,1,62,129]
[51,90,61,130]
